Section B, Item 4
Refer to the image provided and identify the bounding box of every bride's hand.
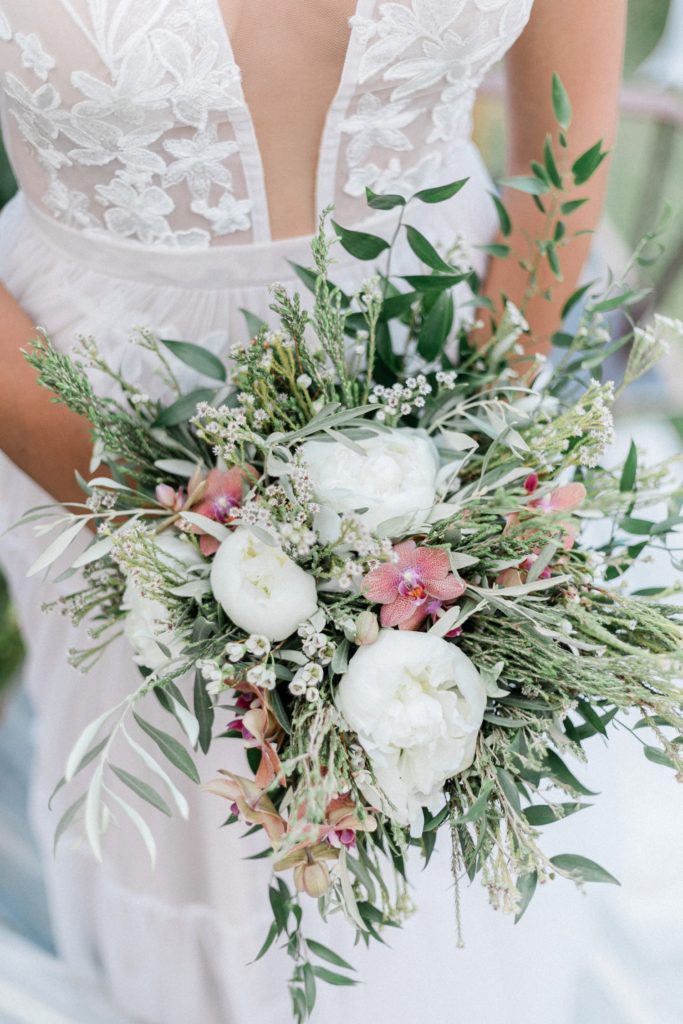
[0,283,95,507]
[481,0,627,367]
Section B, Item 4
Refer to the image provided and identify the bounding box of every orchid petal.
[548,483,586,512]
[414,545,451,580]
[363,562,401,603]
[380,596,419,627]
[426,575,466,601]
[398,605,429,631]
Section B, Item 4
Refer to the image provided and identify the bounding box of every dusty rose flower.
[499,480,587,586]
[203,771,286,848]
[191,465,257,555]
[362,540,465,631]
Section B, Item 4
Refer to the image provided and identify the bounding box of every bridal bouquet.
[20,78,683,1019]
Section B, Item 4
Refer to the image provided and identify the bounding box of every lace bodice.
[0,0,533,248]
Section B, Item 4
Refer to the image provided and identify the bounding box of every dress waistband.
[17,194,396,291]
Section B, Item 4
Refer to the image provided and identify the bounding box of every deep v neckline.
[207,0,374,242]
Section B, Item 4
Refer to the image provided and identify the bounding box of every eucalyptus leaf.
[71,534,114,569]
[365,187,405,210]
[412,178,469,203]
[644,745,675,769]
[499,175,549,196]
[306,939,356,972]
[180,511,230,542]
[65,706,118,782]
[250,921,279,963]
[85,763,105,862]
[405,225,453,273]
[170,696,200,747]
[53,793,87,854]
[154,458,202,478]
[194,670,215,754]
[523,802,589,826]
[160,339,226,382]
[453,779,494,826]
[239,308,268,337]
[551,854,619,885]
[331,221,390,260]
[572,141,607,186]
[311,967,357,987]
[489,192,511,236]
[153,389,216,429]
[551,73,572,130]
[401,272,466,292]
[514,870,537,923]
[28,518,88,577]
[619,441,638,493]
[496,767,522,814]
[109,764,172,816]
[133,712,200,783]
[122,725,189,818]
[49,735,110,810]
[418,290,454,361]
[106,786,157,868]
[543,750,598,797]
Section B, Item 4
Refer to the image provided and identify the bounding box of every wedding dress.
[1,3,661,1022]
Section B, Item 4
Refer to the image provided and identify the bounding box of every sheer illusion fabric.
[4,4,637,1024]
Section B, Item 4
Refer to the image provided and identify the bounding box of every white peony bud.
[210,528,318,642]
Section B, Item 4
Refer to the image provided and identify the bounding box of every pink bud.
[293,859,331,898]
[524,473,539,495]
[155,483,179,509]
[355,610,379,646]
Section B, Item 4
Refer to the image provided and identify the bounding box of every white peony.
[301,428,440,534]
[210,527,318,641]
[336,629,486,835]
[122,535,202,671]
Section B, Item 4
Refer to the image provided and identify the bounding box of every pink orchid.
[363,540,466,631]
[320,794,377,849]
[229,681,286,788]
[190,465,257,556]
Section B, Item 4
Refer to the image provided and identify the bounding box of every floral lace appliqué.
[0,0,533,247]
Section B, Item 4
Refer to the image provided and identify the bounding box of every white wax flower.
[122,535,202,671]
[210,527,318,642]
[336,629,486,835]
[301,428,440,534]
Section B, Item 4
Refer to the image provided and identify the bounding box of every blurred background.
[0,2,682,1022]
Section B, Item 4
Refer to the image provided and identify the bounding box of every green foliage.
[0,571,24,695]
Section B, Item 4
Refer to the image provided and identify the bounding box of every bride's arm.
[0,284,93,504]
[483,0,627,361]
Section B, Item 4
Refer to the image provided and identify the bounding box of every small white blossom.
[225,641,245,662]
[245,634,271,657]
[205,677,228,696]
[246,665,277,689]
